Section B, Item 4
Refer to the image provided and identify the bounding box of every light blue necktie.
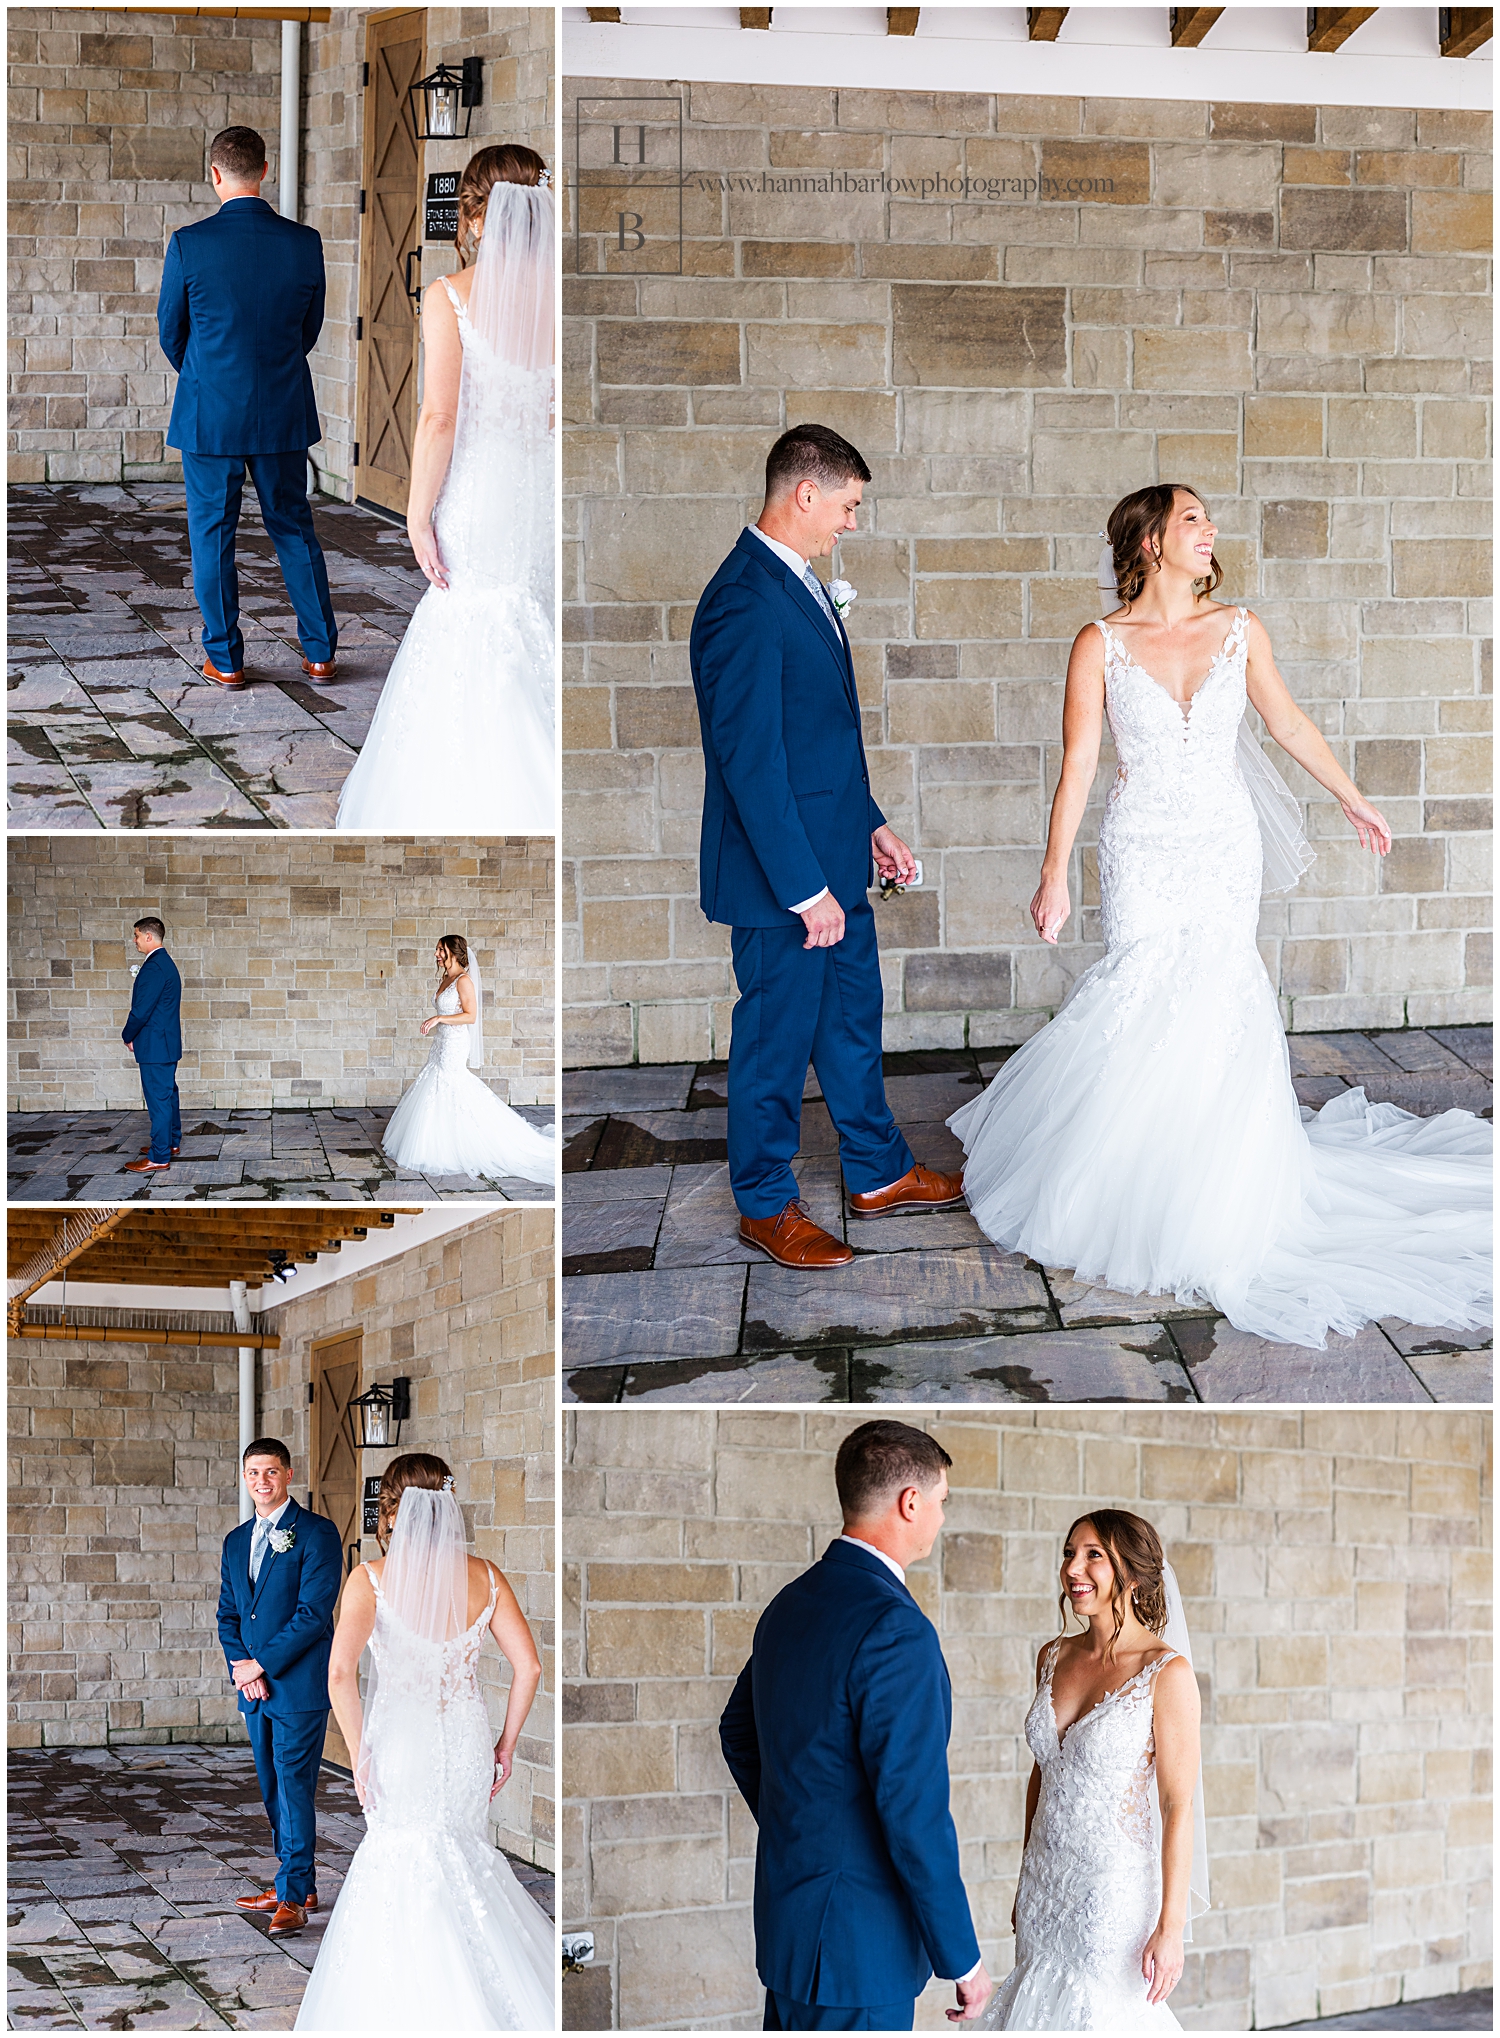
[250,1515,270,1584]
[802,564,838,629]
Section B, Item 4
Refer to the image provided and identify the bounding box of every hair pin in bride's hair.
[442,1475,455,1492]
[538,168,551,189]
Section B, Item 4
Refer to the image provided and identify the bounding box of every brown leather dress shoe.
[268,1900,307,1936]
[124,1157,171,1173]
[301,656,337,680]
[739,1199,854,1268]
[237,1888,317,1913]
[848,1162,966,1219]
[202,657,246,689]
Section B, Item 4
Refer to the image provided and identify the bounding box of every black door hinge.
[352,442,360,467]
[355,315,363,340]
[359,188,366,214]
[362,60,369,85]
[307,1384,314,1405]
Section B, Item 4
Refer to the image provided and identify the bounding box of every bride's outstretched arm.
[1142,1654,1201,2006]
[1031,628,1106,945]
[1244,612,1392,855]
[487,1567,543,1797]
[327,1566,377,1801]
[406,277,465,590]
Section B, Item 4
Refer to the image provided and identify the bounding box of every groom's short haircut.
[133,917,166,940]
[836,1420,952,1522]
[210,126,268,183]
[764,423,871,503]
[243,1436,292,1469]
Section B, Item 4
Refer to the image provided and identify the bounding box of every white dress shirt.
[836,1530,985,1988]
[745,522,832,918]
[249,1496,292,1582]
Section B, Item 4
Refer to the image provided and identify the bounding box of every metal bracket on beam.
[1439,7,1493,54]
[1306,7,1377,51]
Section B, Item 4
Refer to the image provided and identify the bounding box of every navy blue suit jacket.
[217,1497,343,1719]
[719,1539,981,2009]
[690,529,885,928]
[158,196,325,455]
[121,948,182,1065]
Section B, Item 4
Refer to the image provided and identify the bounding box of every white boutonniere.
[828,578,857,620]
[268,1527,296,1555]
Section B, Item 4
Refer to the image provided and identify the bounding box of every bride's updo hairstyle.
[436,934,470,973]
[456,143,549,266]
[376,1452,455,1550]
[1061,1509,1170,1662]
[1106,483,1223,610]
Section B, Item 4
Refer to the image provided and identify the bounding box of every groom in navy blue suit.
[690,425,965,1268]
[157,125,337,690]
[121,917,183,1174]
[720,1420,992,2030]
[218,1439,342,1938]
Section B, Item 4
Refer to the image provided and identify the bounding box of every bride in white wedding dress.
[298,1455,553,2030]
[986,1511,1207,2033]
[382,935,556,1187]
[335,146,555,832]
[952,483,1491,1349]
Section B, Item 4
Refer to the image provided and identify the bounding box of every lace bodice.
[985,1640,1183,2029]
[426,980,474,1075]
[1097,606,1249,794]
[361,1559,499,1838]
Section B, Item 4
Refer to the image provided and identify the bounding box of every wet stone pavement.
[7,1105,557,1205]
[561,1027,1492,1405]
[7,1746,554,2031]
[8,483,421,830]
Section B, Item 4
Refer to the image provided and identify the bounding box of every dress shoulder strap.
[440,275,467,319]
[364,1560,383,1599]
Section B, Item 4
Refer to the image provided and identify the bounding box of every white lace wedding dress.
[382,980,556,1186]
[951,606,1492,1348]
[293,1562,554,2031]
[335,184,555,832]
[987,1640,1182,2031]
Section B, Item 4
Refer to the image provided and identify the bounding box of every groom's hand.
[799,895,846,950]
[231,1658,265,1689]
[871,825,916,887]
[947,1964,993,2022]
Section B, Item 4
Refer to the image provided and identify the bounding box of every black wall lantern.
[347,1375,412,1449]
[409,57,484,141]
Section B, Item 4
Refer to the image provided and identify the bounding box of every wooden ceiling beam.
[586,7,622,19]
[888,8,920,32]
[740,7,773,25]
[1306,7,1378,51]
[1439,7,1492,54]
[1170,7,1224,45]
[1027,7,1068,38]
[7,1211,129,1335]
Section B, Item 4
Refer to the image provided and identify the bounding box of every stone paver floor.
[1277,1988,1492,2030]
[8,482,422,829]
[7,1105,556,1205]
[561,1027,1491,1404]
[7,1746,554,2030]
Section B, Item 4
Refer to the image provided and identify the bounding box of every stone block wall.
[258,1210,557,1868]
[562,80,1492,1062]
[9,1333,246,1747]
[7,834,555,1113]
[8,8,554,490]
[561,1409,1492,2031]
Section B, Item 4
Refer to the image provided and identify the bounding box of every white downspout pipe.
[280,20,316,498]
[231,1280,255,1522]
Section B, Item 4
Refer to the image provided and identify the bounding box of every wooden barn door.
[310,1331,363,1769]
[354,9,425,515]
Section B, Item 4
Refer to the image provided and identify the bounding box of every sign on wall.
[425,169,459,242]
[362,1475,382,1535]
